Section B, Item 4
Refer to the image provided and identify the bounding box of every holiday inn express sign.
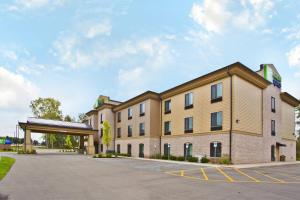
[263,64,282,89]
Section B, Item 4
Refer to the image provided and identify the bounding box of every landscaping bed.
[0,156,15,180]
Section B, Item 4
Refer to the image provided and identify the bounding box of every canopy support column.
[24,129,32,152]
[87,134,95,155]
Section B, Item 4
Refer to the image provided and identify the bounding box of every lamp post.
[185,143,189,161]
[168,143,170,160]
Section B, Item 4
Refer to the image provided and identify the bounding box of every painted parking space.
[165,166,300,184]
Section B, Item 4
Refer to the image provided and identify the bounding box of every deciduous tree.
[102,120,112,152]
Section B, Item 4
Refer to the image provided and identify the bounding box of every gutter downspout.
[227,67,233,163]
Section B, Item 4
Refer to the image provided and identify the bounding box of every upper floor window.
[128,108,133,120]
[117,112,121,122]
[117,128,121,138]
[164,121,171,135]
[271,120,276,136]
[100,128,103,137]
[100,114,103,124]
[128,125,132,137]
[139,123,145,136]
[211,83,222,103]
[271,97,276,113]
[185,93,193,109]
[184,117,193,133]
[210,142,222,157]
[211,112,223,131]
[140,103,145,117]
[165,100,171,114]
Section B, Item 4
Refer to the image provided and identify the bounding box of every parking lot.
[165,165,300,184]
[0,153,300,200]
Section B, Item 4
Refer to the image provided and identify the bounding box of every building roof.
[23,118,93,130]
[113,91,160,112]
[160,62,271,99]
[280,92,300,107]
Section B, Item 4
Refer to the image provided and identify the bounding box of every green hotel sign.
[263,64,281,89]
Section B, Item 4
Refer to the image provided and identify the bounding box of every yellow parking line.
[234,168,260,183]
[201,168,208,180]
[216,167,234,182]
[255,170,285,183]
[180,170,184,177]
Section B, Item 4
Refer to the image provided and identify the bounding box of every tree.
[30,98,63,148]
[78,113,88,123]
[65,135,72,149]
[102,120,112,152]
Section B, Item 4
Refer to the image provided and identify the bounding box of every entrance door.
[127,144,132,156]
[271,145,275,161]
[139,143,144,158]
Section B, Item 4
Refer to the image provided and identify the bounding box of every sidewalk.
[121,156,300,169]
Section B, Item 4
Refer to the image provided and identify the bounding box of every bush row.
[150,154,200,163]
[17,149,37,154]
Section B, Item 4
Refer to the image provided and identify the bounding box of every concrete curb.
[119,156,300,169]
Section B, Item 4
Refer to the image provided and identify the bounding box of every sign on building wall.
[263,64,282,89]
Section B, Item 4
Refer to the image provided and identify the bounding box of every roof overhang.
[113,91,160,112]
[19,122,97,136]
[160,62,270,99]
[280,92,300,107]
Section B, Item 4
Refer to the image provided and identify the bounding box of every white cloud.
[0,67,39,110]
[0,49,18,60]
[85,21,112,38]
[189,1,231,34]
[7,0,66,12]
[189,0,275,33]
[287,45,300,67]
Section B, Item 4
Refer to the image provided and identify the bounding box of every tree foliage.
[78,113,88,123]
[65,135,73,149]
[30,97,63,120]
[102,120,112,151]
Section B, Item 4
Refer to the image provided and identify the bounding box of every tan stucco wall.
[115,137,160,157]
[280,101,295,140]
[232,75,262,134]
[162,77,231,135]
[115,99,160,138]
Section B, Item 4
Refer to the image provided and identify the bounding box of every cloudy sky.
[0,0,300,139]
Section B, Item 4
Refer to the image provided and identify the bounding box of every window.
[211,112,223,131]
[164,100,171,114]
[140,103,145,116]
[100,114,103,124]
[100,144,103,152]
[117,128,121,138]
[128,108,133,120]
[117,112,121,122]
[271,120,276,136]
[184,117,193,133]
[211,83,222,103]
[164,143,171,157]
[185,93,193,109]
[271,97,276,113]
[100,128,103,137]
[117,144,120,154]
[139,143,144,158]
[139,123,145,136]
[164,121,171,135]
[210,142,222,157]
[184,143,193,158]
[128,125,132,137]
[127,144,131,156]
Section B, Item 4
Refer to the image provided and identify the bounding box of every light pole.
[185,143,189,161]
[168,143,170,160]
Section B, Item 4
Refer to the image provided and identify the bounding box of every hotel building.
[86,62,299,164]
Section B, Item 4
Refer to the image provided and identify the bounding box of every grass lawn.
[0,156,15,180]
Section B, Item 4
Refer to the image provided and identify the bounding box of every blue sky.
[0,0,300,138]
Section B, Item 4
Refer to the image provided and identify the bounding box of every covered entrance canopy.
[19,118,97,155]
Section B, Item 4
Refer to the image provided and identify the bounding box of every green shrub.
[201,156,210,163]
[162,155,169,160]
[187,156,199,163]
[17,149,36,154]
[176,156,185,161]
[170,155,177,160]
[219,156,231,165]
[106,153,112,158]
[150,154,162,159]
